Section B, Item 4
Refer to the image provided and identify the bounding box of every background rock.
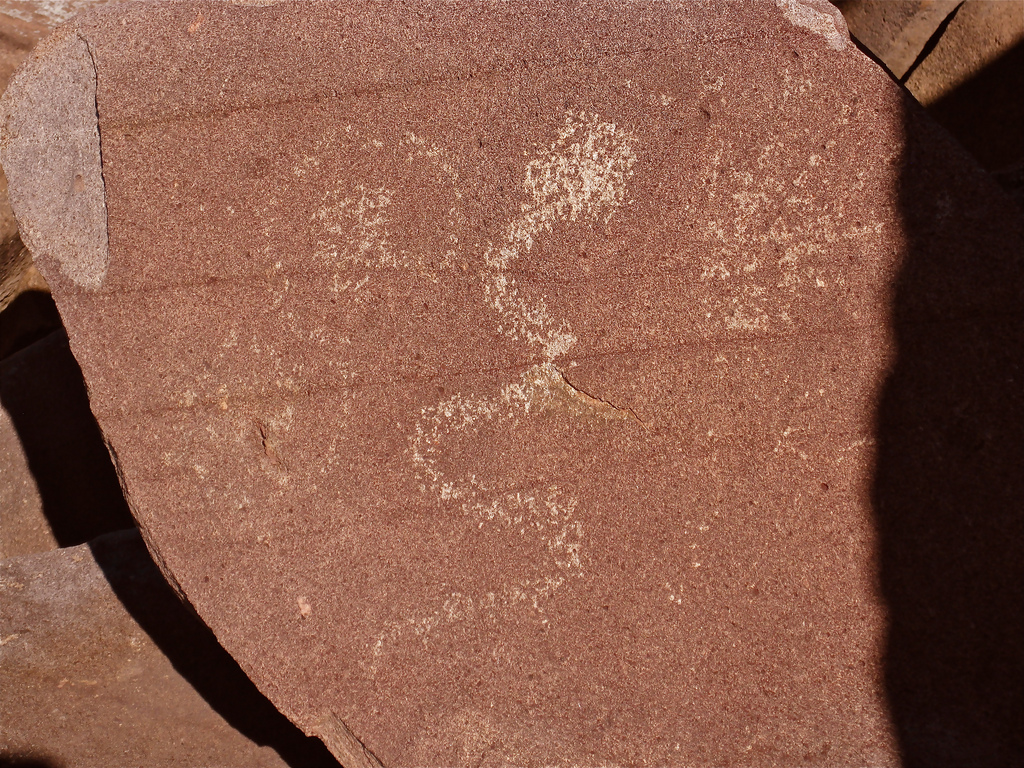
[0,397,58,559]
[904,0,1023,106]
[834,0,962,78]
[904,0,1024,175]
[0,0,115,31]
[0,529,339,767]
[836,0,1024,187]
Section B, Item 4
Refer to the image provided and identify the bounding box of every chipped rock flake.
[775,0,850,51]
[0,25,110,291]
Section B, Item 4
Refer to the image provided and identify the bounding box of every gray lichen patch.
[775,0,850,51]
[0,23,109,291]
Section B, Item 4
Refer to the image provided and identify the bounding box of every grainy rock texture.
[3,1,1022,765]
[0,529,339,767]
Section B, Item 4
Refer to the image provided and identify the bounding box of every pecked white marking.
[310,130,462,279]
[312,184,395,268]
[373,112,637,665]
[377,367,585,660]
[696,123,886,331]
[483,111,637,361]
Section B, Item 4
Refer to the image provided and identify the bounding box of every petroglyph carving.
[696,99,884,331]
[364,112,638,661]
[310,131,462,278]
[483,111,637,360]
[313,185,394,268]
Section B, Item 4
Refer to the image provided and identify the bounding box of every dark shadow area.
[89,530,341,768]
[0,754,64,768]
[874,94,1024,766]
[993,160,1024,213]
[0,326,339,766]
[0,328,135,545]
[926,41,1024,176]
[0,285,64,361]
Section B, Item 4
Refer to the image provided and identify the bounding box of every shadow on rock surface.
[873,94,1024,767]
[926,41,1024,177]
[0,327,134,545]
[0,284,63,360]
[0,753,64,768]
[89,531,341,768]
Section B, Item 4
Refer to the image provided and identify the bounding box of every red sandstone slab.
[2,1,1021,765]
